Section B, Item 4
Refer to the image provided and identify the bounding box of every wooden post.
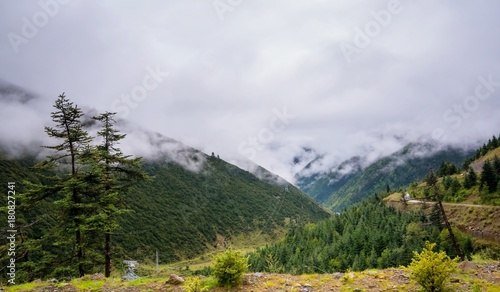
[156,250,159,273]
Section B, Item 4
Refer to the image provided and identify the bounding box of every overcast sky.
[1,1,500,182]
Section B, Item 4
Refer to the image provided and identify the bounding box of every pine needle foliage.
[408,242,459,292]
[212,248,249,287]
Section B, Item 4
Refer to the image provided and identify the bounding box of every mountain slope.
[0,139,331,272]
[296,143,474,212]
[0,82,330,272]
[400,143,500,206]
[115,153,331,262]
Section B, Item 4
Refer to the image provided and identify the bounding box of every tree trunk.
[437,200,464,261]
[69,126,85,277]
[76,229,84,277]
[105,232,111,277]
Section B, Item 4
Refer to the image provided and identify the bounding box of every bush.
[193,266,213,276]
[182,277,208,292]
[212,248,249,287]
[408,242,459,292]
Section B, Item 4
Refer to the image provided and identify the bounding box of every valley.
[296,143,475,212]
[2,2,500,290]
[1,93,499,291]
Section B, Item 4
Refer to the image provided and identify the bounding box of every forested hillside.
[0,96,330,283]
[115,154,331,262]
[404,140,500,206]
[252,138,500,276]
[464,135,500,168]
[296,143,473,211]
[249,196,455,274]
[248,196,498,275]
[0,145,330,283]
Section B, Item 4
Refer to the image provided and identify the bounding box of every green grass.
[263,280,276,288]
[123,277,165,287]
[4,259,500,292]
[68,278,106,291]
[3,281,46,292]
[383,192,403,201]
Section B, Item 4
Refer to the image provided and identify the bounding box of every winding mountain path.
[407,199,500,209]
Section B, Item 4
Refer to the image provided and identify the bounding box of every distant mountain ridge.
[295,142,474,212]
[0,79,38,104]
[295,155,363,203]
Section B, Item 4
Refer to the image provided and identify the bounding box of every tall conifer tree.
[38,93,92,277]
[88,112,149,277]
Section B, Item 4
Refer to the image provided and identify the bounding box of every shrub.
[471,283,482,292]
[212,248,249,287]
[193,266,213,276]
[408,242,459,292]
[182,276,208,292]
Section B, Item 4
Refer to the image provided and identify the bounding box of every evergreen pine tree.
[450,178,461,194]
[88,112,150,277]
[464,167,477,189]
[34,93,92,277]
[493,155,500,176]
[480,159,498,193]
[491,135,499,148]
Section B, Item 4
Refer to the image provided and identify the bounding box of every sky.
[1,1,500,182]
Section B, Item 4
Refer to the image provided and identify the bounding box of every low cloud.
[0,82,208,173]
[1,1,499,183]
[120,125,207,173]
